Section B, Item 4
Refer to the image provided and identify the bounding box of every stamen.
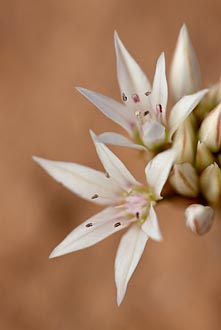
[114,222,121,228]
[156,104,163,113]
[145,91,151,96]
[143,110,150,117]
[105,172,110,178]
[132,93,140,103]
[91,194,99,199]
[135,110,141,117]
[136,212,140,219]
[127,188,133,195]
[122,92,127,102]
[85,223,93,228]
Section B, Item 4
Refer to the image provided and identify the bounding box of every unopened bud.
[170,163,199,197]
[195,82,221,121]
[200,163,221,206]
[170,24,201,102]
[199,103,221,152]
[173,116,196,164]
[185,204,214,235]
[196,141,215,173]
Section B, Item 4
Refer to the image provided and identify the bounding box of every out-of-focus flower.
[200,163,221,206]
[185,204,214,235]
[33,131,176,305]
[199,103,221,152]
[77,32,207,151]
[170,163,199,197]
[170,24,201,102]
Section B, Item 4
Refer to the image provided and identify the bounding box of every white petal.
[76,87,135,135]
[33,156,121,205]
[145,148,176,199]
[98,132,146,150]
[169,89,208,138]
[142,118,166,149]
[114,31,151,112]
[50,207,130,258]
[170,24,201,102]
[150,53,168,122]
[90,131,141,190]
[141,204,162,241]
[115,224,148,305]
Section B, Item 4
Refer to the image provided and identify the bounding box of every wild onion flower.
[33,131,176,305]
[77,32,207,151]
[33,24,221,307]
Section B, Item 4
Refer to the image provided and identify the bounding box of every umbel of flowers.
[33,24,221,304]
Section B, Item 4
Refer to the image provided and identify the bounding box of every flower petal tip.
[32,155,44,166]
[48,250,56,259]
[75,86,83,92]
[49,247,61,259]
[114,30,121,44]
[89,129,97,140]
[49,243,69,259]
[76,86,89,96]
[154,234,163,242]
[116,293,124,307]
[181,23,188,35]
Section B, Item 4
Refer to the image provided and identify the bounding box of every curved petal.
[76,87,135,135]
[115,224,148,305]
[168,89,208,138]
[142,118,166,149]
[114,31,151,112]
[145,148,176,199]
[33,156,121,205]
[150,53,168,122]
[98,132,146,150]
[141,204,162,241]
[49,207,130,258]
[90,131,141,190]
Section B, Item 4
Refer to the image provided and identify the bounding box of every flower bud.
[170,24,201,102]
[170,163,199,197]
[185,204,214,235]
[200,163,221,206]
[195,82,221,121]
[199,103,221,152]
[173,116,196,164]
[196,141,215,173]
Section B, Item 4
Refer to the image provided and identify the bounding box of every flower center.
[120,191,150,222]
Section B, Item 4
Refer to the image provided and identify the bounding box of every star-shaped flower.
[33,131,176,305]
[77,32,207,150]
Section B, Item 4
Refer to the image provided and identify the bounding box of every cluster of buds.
[33,24,221,304]
[169,25,221,235]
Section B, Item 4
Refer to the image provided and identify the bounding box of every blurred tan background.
[1,0,221,329]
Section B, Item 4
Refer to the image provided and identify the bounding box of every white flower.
[170,24,201,102]
[33,131,176,305]
[185,204,214,235]
[76,32,207,150]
